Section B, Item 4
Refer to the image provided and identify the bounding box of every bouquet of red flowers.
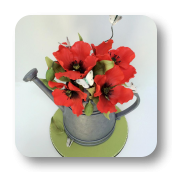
[41,16,136,118]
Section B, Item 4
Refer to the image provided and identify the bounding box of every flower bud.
[46,67,55,81]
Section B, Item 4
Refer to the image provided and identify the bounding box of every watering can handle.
[115,93,140,119]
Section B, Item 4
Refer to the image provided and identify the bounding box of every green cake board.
[50,107,128,157]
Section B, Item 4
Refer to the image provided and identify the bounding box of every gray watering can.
[23,68,140,146]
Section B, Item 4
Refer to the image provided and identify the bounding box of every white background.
[15,15,157,157]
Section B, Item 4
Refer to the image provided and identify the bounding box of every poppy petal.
[68,82,87,116]
[70,41,92,62]
[120,65,137,83]
[68,82,87,101]
[52,89,73,107]
[53,47,73,71]
[48,81,66,89]
[83,55,97,72]
[71,98,85,116]
[77,91,87,101]
[109,85,134,105]
[94,75,106,97]
[58,42,68,51]
[97,94,117,113]
[96,54,112,61]
[109,47,135,69]
[91,44,96,55]
[105,65,124,86]
[91,39,113,55]
[55,71,85,80]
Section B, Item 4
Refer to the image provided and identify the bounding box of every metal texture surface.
[63,107,116,142]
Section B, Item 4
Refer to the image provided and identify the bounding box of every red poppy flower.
[91,39,113,61]
[53,41,97,80]
[109,47,136,83]
[49,81,87,116]
[94,65,134,113]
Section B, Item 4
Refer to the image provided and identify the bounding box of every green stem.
[105,24,113,42]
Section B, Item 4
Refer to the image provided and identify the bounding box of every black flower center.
[65,89,79,99]
[70,60,85,74]
[103,87,111,95]
[73,63,80,70]
[111,57,116,62]
[66,90,72,97]
[101,83,116,100]
[109,52,121,65]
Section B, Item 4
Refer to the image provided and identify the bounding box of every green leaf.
[45,56,66,73]
[101,60,114,72]
[79,85,84,92]
[103,111,110,120]
[87,87,95,99]
[93,61,104,75]
[93,60,114,76]
[39,78,57,90]
[58,76,70,82]
[52,62,70,82]
[92,97,99,104]
[45,56,53,68]
[84,101,93,116]
[53,62,65,73]
[51,117,64,134]
[78,33,83,41]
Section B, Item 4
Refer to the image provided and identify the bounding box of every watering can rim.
[69,106,100,115]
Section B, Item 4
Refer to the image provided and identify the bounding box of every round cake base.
[50,108,128,157]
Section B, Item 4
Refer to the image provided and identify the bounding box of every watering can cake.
[23,15,140,147]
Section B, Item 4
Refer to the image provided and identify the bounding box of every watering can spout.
[23,68,64,112]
